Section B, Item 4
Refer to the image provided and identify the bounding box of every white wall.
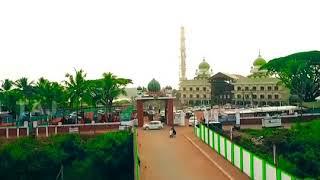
[220,136,225,157]
[266,163,277,180]
[209,130,213,148]
[242,150,251,177]
[254,156,263,180]
[234,145,241,169]
[226,140,232,162]
[214,133,219,152]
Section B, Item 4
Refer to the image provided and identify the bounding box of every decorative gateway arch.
[136,79,175,127]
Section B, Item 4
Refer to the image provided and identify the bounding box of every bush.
[0,132,133,180]
[239,120,320,178]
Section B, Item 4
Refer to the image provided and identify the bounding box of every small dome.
[198,59,210,70]
[253,51,266,66]
[147,78,161,92]
[137,86,142,90]
[253,57,266,66]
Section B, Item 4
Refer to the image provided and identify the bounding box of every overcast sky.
[1,0,320,89]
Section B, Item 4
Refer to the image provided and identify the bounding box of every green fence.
[133,128,140,180]
[195,124,296,180]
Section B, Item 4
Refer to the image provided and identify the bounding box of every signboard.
[69,127,79,133]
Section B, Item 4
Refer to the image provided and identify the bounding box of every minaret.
[179,26,187,81]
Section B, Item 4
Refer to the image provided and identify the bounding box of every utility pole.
[230,127,233,141]
[273,144,277,165]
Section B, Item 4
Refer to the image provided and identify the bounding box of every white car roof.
[150,121,161,123]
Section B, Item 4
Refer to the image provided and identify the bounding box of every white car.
[188,116,199,126]
[143,121,163,130]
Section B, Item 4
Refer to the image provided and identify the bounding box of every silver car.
[143,121,163,130]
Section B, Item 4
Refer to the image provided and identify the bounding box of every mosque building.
[232,52,290,106]
[178,27,213,106]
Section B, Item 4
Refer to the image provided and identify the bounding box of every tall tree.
[35,78,65,114]
[261,51,320,102]
[0,79,22,115]
[99,73,132,112]
[14,77,35,111]
[0,79,13,111]
[64,69,88,113]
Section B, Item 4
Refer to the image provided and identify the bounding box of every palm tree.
[99,72,132,112]
[1,79,13,92]
[35,78,65,115]
[14,77,35,112]
[0,79,21,116]
[64,69,88,123]
[0,79,13,111]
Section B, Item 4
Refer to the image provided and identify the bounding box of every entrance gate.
[136,97,175,127]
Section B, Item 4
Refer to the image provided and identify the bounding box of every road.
[138,126,249,180]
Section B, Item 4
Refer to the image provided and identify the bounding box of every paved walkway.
[138,126,249,180]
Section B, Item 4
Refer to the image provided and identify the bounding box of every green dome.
[198,59,210,70]
[147,78,161,92]
[253,55,267,66]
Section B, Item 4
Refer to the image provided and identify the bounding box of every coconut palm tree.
[14,77,35,112]
[99,72,132,112]
[64,69,88,123]
[0,79,21,116]
[35,77,65,115]
[0,79,13,111]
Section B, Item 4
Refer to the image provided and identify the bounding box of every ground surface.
[138,126,249,180]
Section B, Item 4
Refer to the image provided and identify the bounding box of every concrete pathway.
[138,126,249,180]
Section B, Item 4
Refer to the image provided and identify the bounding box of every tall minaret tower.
[179,26,187,81]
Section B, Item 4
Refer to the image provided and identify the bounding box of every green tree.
[98,73,132,112]
[64,69,88,106]
[35,78,65,115]
[14,77,35,111]
[261,51,320,102]
[0,79,13,111]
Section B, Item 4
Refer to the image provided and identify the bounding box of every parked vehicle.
[143,121,163,130]
[206,121,223,132]
[262,116,282,128]
[188,116,199,126]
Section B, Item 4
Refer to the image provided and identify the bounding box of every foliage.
[261,51,320,102]
[97,73,132,112]
[0,69,132,119]
[238,120,320,178]
[35,77,65,114]
[0,131,133,180]
[64,69,88,109]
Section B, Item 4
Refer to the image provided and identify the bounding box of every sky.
[1,0,320,89]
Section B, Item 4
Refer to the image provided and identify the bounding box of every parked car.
[97,110,105,114]
[143,121,163,130]
[188,116,199,126]
[147,110,156,115]
[206,121,223,132]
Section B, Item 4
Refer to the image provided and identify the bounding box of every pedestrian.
[172,126,176,137]
[169,128,173,138]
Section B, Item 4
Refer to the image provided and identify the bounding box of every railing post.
[55,126,57,135]
[6,128,9,139]
[17,127,19,137]
[27,127,29,136]
[46,126,49,137]
[36,127,39,137]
